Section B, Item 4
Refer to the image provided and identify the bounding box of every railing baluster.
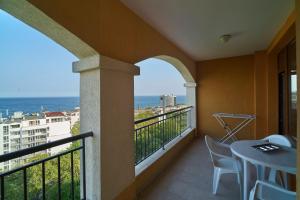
[148,126,151,155]
[58,156,61,200]
[168,116,170,142]
[140,130,142,162]
[1,176,4,200]
[147,125,149,156]
[180,110,182,136]
[144,127,147,159]
[162,118,165,150]
[42,162,45,200]
[23,168,27,200]
[71,151,74,200]
[82,138,87,200]
[134,107,193,165]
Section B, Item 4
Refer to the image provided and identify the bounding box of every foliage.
[4,142,81,199]
[3,110,189,199]
[71,122,80,136]
[135,111,189,164]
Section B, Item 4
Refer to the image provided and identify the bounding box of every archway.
[134,56,197,166]
[134,55,196,127]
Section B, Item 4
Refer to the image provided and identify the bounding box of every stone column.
[73,54,140,200]
[184,82,197,131]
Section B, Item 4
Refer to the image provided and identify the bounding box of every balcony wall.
[196,11,296,141]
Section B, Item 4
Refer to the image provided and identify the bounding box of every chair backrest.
[205,135,217,165]
[264,134,292,147]
[252,181,296,200]
[205,135,230,166]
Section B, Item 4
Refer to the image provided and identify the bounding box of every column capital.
[184,82,197,88]
[73,54,140,75]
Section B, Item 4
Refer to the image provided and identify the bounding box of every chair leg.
[236,171,241,184]
[213,168,221,195]
[281,172,289,189]
[257,165,266,180]
[268,169,277,183]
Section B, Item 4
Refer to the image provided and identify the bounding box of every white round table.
[230,140,296,200]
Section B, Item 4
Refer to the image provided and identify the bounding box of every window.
[10,124,20,129]
[3,136,9,143]
[3,126,9,135]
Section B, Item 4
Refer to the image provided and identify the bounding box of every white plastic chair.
[264,134,292,148]
[249,180,296,200]
[205,135,241,195]
[263,134,292,188]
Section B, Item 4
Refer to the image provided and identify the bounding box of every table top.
[231,140,296,174]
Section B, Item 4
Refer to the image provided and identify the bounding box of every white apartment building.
[0,111,73,171]
[44,112,72,155]
[66,107,80,127]
[0,112,48,171]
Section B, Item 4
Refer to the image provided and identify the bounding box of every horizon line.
[0,94,186,98]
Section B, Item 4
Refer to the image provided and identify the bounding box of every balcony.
[0,107,195,200]
[0,0,298,199]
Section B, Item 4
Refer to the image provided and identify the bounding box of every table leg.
[243,159,249,200]
[256,165,265,181]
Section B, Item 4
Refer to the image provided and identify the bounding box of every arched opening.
[0,0,98,199]
[134,56,196,166]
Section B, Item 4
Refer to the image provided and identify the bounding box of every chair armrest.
[210,151,236,162]
[218,142,230,148]
[253,180,296,196]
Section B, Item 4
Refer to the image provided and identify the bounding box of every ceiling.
[121,0,294,61]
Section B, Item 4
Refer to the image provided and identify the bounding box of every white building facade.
[0,111,74,171]
[45,112,72,155]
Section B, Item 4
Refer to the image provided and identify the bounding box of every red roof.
[45,112,65,117]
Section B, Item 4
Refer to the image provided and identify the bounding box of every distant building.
[44,112,72,155]
[66,107,80,127]
[160,94,176,107]
[0,113,48,171]
[0,111,73,171]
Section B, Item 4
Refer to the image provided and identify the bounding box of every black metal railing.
[0,131,93,200]
[134,106,192,165]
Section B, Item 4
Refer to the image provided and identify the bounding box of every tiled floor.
[139,137,241,200]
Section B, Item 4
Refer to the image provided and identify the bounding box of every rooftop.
[44,112,65,117]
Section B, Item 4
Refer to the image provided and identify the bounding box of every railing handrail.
[135,106,193,124]
[0,131,93,163]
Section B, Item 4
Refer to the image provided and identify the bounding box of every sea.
[0,96,186,117]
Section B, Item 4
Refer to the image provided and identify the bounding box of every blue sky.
[0,10,186,97]
[135,58,186,96]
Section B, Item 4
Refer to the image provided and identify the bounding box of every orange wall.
[197,10,296,141]
[254,51,268,139]
[29,0,196,80]
[197,55,255,140]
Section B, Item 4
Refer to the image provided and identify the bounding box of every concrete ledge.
[135,128,196,194]
[73,54,140,75]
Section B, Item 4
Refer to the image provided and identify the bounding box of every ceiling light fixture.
[219,34,232,44]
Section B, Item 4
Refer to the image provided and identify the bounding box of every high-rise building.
[160,94,177,108]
